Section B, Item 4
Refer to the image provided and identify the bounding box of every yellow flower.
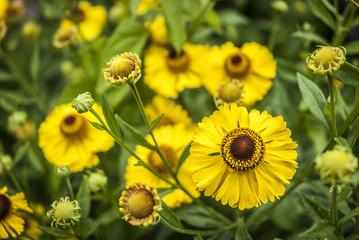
[144,43,209,98]
[0,186,33,239]
[150,16,167,45]
[22,21,40,38]
[53,20,78,48]
[21,203,45,240]
[0,19,6,41]
[66,1,106,41]
[137,0,160,14]
[188,103,298,210]
[315,145,358,184]
[306,46,346,75]
[38,103,114,172]
[0,0,23,20]
[125,124,199,208]
[145,95,193,128]
[203,42,276,106]
[119,182,161,227]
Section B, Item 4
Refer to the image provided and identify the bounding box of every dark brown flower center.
[71,6,85,23]
[224,52,250,79]
[166,49,190,73]
[220,128,265,172]
[0,194,11,220]
[60,114,86,136]
[64,115,76,125]
[148,145,177,177]
[128,189,155,219]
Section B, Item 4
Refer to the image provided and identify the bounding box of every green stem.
[331,184,339,224]
[267,14,280,52]
[194,198,232,225]
[65,176,75,200]
[0,159,23,192]
[328,75,338,138]
[89,108,174,186]
[160,218,237,236]
[348,0,359,8]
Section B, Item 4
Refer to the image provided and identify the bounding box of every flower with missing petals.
[47,197,81,229]
[306,46,346,75]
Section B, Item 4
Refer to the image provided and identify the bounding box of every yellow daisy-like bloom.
[306,46,346,75]
[119,182,161,227]
[65,1,106,41]
[0,0,23,20]
[188,103,298,210]
[150,16,167,45]
[145,95,192,128]
[125,124,199,208]
[144,43,209,98]
[38,103,114,172]
[0,186,33,239]
[53,20,78,48]
[137,0,160,14]
[203,42,276,106]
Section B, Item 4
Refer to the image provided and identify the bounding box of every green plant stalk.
[126,83,232,224]
[328,75,338,138]
[0,159,24,193]
[65,176,75,200]
[160,218,238,236]
[89,108,174,186]
[128,82,178,180]
[331,184,339,224]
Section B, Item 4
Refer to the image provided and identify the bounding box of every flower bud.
[22,21,40,38]
[87,169,107,192]
[0,154,12,174]
[271,0,289,13]
[72,92,94,113]
[56,166,71,178]
[306,46,346,75]
[315,145,358,184]
[47,197,81,229]
[104,52,142,86]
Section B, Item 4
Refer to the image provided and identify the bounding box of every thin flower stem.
[65,176,75,200]
[89,108,174,186]
[128,82,177,179]
[0,159,24,193]
[348,0,359,8]
[331,184,339,225]
[160,218,238,236]
[328,75,338,138]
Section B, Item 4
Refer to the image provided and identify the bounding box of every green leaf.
[194,234,204,240]
[333,62,359,87]
[162,0,187,53]
[307,0,335,29]
[348,118,359,147]
[292,31,329,45]
[12,142,29,167]
[334,137,350,147]
[217,9,249,25]
[159,201,184,229]
[175,143,191,174]
[157,188,175,198]
[88,121,105,131]
[338,206,359,227]
[298,220,335,238]
[298,191,330,221]
[116,115,156,150]
[297,73,330,131]
[31,44,40,81]
[344,41,359,55]
[76,176,91,223]
[82,207,120,238]
[36,226,76,238]
[102,95,122,138]
[149,114,164,131]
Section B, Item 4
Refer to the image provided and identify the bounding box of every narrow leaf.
[31,44,40,81]
[102,95,122,138]
[88,121,105,131]
[338,206,359,227]
[159,201,184,229]
[307,0,335,29]
[175,143,191,174]
[76,176,91,222]
[194,234,204,240]
[292,31,328,45]
[149,114,164,131]
[334,137,350,147]
[298,191,330,221]
[36,226,76,238]
[333,62,359,87]
[348,118,359,147]
[12,142,29,167]
[298,220,335,238]
[116,115,156,150]
[297,73,330,131]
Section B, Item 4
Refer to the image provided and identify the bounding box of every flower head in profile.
[53,20,78,48]
[47,197,81,229]
[66,1,106,41]
[188,104,298,210]
[144,43,209,98]
[104,52,142,86]
[0,186,33,239]
[306,46,346,75]
[315,145,358,184]
[119,182,161,227]
[203,42,276,106]
[145,95,193,129]
[38,103,114,172]
[125,124,199,208]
